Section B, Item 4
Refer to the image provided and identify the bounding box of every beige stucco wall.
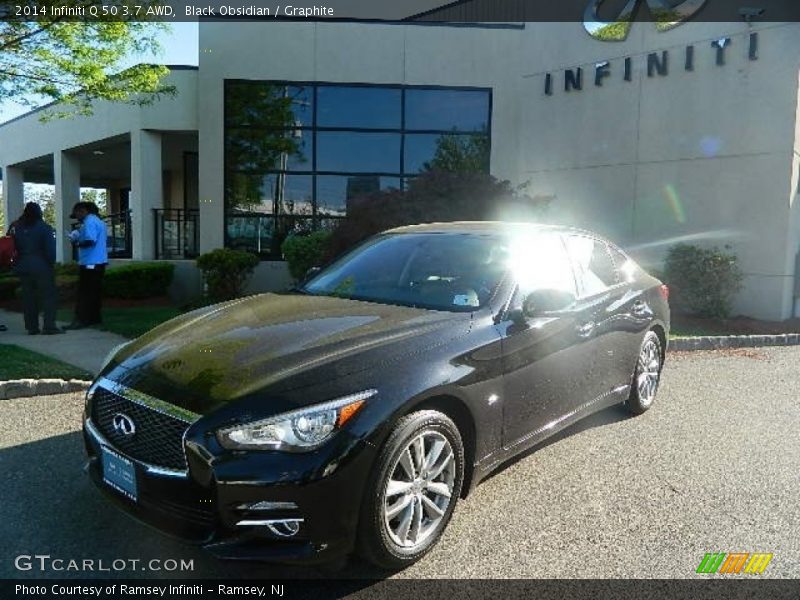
[198,21,800,319]
[517,22,800,320]
[4,22,799,318]
[0,69,198,165]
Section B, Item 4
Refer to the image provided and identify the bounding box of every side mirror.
[522,288,576,318]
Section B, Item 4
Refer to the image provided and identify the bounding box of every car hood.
[106,293,471,414]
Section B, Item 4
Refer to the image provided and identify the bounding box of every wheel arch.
[401,394,477,499]
[650,323,668,361]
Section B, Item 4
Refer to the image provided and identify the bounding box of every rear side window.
[565,236,617,297]
[608,244,638,283]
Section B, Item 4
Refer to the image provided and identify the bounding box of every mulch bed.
[672,314,800,336]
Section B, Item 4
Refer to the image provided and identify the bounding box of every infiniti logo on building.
[584,0,708,41]
[112,413,136,436]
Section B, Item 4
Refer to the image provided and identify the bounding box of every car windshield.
[302,232,509,311]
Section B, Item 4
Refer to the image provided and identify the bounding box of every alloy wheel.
[382,430,456,549]
[636,336,661,408]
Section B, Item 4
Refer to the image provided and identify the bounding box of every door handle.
[577,321,595,338]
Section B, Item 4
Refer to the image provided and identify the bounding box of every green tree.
[0,3,173,119]
[423,131,490,174]
[80,188,108,213]
[224,83,307,211]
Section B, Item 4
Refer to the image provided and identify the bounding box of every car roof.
[385,221,598,238]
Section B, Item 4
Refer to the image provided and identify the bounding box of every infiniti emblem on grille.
[112,413,136,436]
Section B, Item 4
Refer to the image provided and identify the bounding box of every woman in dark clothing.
[11,203,63,335]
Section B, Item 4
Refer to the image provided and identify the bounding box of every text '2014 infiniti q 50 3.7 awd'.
[82,222,669,569]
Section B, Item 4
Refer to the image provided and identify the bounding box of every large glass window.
[316,132,401,173]
[316,175,401,217]
[317,86,401,129]
[405,89,490,131]
[224,81,491,258]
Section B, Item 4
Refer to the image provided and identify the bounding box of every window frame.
[507,232,579,312]
[223,80,493,259]
[564,234,627,299]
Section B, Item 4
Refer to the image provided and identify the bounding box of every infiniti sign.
[112,413,136,436]
[584,0,708,41]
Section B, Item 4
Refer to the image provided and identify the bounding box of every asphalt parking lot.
[1,346,799,580]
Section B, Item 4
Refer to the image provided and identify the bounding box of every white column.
[130,129,162,260]
[198,79,225,254]
[54,152,80,263]
[1,165,25,233]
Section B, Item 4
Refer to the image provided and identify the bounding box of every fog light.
[236,518,304,538]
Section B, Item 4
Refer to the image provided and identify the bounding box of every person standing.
[11,202,63,335]
[65,201,108,329]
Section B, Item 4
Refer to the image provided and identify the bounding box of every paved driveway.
[1,346,798,580]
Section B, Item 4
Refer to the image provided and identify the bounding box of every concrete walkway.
[0,308,128,376]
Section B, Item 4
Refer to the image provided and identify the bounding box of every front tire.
[357,410,464,570]
[626,330,663,415]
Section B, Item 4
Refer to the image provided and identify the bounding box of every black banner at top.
[1,0,800,23]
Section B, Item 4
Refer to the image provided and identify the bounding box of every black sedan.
[82,222,669,569]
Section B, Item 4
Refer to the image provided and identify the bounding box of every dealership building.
[1,16,799,319]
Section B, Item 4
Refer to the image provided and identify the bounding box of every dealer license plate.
[101,446,138,502]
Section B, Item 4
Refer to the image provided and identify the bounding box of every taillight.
[659,284,669,301]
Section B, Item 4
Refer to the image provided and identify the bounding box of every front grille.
[91,387,190,470]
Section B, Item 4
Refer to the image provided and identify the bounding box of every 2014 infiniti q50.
[83,222,669,569]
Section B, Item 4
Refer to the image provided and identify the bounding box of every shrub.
[55,274,79,303]
[54,262,79,277]
[196,248,259,302]
[281,231,333,281]
[663,244,744,318]
[103,262,175,299]
[0,276,18,301]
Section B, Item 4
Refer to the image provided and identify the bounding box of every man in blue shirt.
[65,201,108,329]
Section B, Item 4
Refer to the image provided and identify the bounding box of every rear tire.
[357,410,464,570]
[627,330,663,415]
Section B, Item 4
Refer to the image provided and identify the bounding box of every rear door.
[563,235,638,398]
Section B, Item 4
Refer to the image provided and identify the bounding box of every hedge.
[281,231,332,281]
[196,248,259,302]
[103,262,175,299]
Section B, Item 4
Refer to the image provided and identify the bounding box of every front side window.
[303,233,508,311]
[508,232,577,305]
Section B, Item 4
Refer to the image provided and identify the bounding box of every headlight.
[100,341,131,371]
[216,390,376,452]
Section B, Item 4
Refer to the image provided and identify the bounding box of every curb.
[0,378,91,400]
[669,333,800,352]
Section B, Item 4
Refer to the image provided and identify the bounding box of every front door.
[499,232,596,448]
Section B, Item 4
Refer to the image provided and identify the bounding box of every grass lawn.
[57,306,185,339]
[0,344,93,381]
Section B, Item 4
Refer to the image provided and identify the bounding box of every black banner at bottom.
[3,579,800,600]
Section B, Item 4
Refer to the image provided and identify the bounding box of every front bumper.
[83,416,376,564]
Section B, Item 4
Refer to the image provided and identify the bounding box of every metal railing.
[225,213,344,259]
[154,208,200,260]
[70,210,132,260]
[106,210,132,258]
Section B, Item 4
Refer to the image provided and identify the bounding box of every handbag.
[0,230,18,269]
